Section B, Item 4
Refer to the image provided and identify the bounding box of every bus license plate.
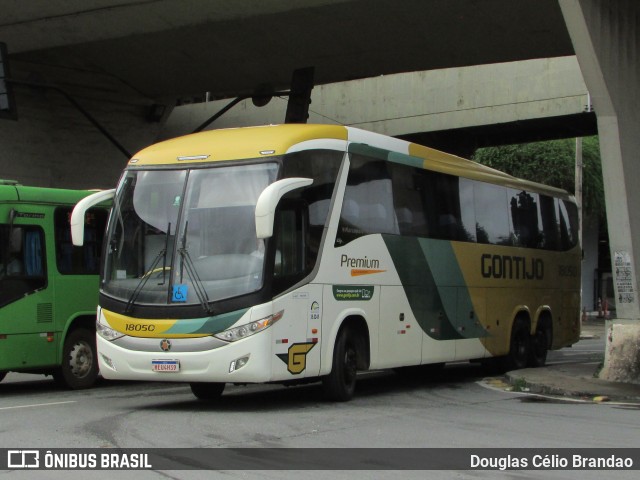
[152,360,180,372]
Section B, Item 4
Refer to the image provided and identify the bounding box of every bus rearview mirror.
[255,178,313,239]
[71,189,115,246]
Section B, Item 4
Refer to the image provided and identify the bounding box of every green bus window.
[0,225,47,307]
[55,207,107,275]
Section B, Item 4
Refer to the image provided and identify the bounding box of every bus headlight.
[96,318,124,341]
[214,310,284,342]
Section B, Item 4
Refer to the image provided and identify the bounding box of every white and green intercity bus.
[71,124,581,401]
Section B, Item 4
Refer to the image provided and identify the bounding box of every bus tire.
[190,382,225,400]
[529,324,549,367]
[502,318,531,371]
[322,327,358,401]
[0,372,6,383]
[56,328,98,389]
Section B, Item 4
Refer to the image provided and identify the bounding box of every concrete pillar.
[560,0,640,382]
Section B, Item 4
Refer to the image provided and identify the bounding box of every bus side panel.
[452,242,581,356]
[482,288,521,357]
[559,288,581,348]
[316,235,401,374]
[53,274,100,362]
[0,211,57,370]
[319,286,373,375]
[270,284,323,381]
[0,295,57,370]
[379,286,422,368]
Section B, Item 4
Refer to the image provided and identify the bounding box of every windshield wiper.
[124,223,171,313]
[178,221,213,315]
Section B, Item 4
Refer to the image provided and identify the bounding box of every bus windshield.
[103,162,279,307]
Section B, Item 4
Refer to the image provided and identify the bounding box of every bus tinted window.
[55,208,107,275]
[559,199,579,250]
[538,195,560,250]
[337,155,398,245]
[0,225,46,307]
[474,182,512,245]
[388,162,428,237]
[459,178,477,242]
[419,171,453,241]
[282,149,343,272]
[509,189,541,248]
[282,149,343,231]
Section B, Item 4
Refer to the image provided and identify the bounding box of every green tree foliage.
[472,137,604,218]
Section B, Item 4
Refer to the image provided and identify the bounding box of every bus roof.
[128,124,570,198]
[0,184,102,206]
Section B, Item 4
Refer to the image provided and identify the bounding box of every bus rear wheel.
[55,328,98,389]
[529,325,549,367]
[190,382,225,400]
[502,318,531,371]
[323,327,358,401]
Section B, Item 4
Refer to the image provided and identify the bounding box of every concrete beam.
[161,57,592,148]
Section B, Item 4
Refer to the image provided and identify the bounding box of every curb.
[504,370,640,405]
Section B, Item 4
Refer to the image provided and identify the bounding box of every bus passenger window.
[474,182,512,246]
[55,207,107,275]
[558,199,579,250]
[0,226,46,307]
[538,195,559,250]
[3,228,24,276]
[336,155,397,245]
[509,189,541,248]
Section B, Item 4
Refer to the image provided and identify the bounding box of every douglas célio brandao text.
[470,453,634,470]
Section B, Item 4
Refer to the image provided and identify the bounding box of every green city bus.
[0,180,108,388]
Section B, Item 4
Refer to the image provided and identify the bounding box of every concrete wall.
[0,63,165,190]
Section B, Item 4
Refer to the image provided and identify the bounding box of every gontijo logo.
[276,342,316,374]
[340,254,386,276]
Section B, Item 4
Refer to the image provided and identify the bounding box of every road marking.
[0,400,77,411]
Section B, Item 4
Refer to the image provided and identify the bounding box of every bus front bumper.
[96,333,272,384]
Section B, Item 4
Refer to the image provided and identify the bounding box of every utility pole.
[575,137,583,247]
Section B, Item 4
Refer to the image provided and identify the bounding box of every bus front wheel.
[55,328,98,389]
[190,382,225,400]
[323,327,358,401]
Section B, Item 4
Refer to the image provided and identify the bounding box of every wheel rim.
[69,341,93,379]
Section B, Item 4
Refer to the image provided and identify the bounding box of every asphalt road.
[1,336,637,479]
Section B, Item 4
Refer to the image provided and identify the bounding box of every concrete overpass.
[0,0,639,380]
[161,56,595,157]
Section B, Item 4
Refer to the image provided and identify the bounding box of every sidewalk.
[504,316,640,404]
